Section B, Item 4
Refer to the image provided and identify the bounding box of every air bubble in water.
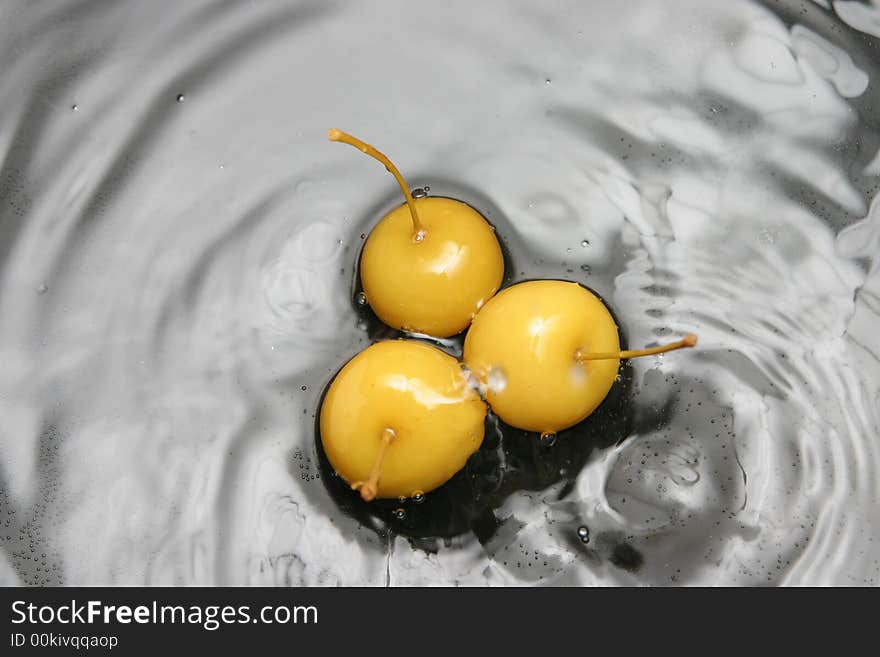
[540,432,557,446]
[176,94,185,103]
[356,292,367,306]
[392,508,406,520]
[581,239,589,247]
[71,104,78,112]
[412,491,425,504]
[411,187,428,199]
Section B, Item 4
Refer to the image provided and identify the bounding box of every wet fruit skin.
[320,340,487,499]
[463,280,621,435]
[360,196,504,338]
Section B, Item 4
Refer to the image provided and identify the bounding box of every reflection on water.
[1,0,879,586]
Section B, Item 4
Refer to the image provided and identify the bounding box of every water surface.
[1,0,879,585]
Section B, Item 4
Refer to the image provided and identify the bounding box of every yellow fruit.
[329,129,503,337]
[464,280,620,435]
[360,196,504,337]
[320,340,487,500]
[464,280,698,435]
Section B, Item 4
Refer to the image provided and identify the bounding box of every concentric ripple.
[1,0,879,585]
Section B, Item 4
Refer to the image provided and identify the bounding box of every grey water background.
[1,0,879,585]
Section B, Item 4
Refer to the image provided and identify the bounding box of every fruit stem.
[577,333,698,362]
[351,427,396,502]
[328,128,424,240]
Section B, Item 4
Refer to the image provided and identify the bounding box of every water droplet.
[301,385,307,391]
[392,508,406,520]
[758,226,778,244]
[71,104,78,112]
[412,491,425,504]
[411,187,428,199]
[360,233,366,239]
[356,292,367,306]
[581,239,590,247]
[540,432,557,446]
[176,94,185,103]
[577,525,590,541]
[37,284,48,294]
[545,78,552,84]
